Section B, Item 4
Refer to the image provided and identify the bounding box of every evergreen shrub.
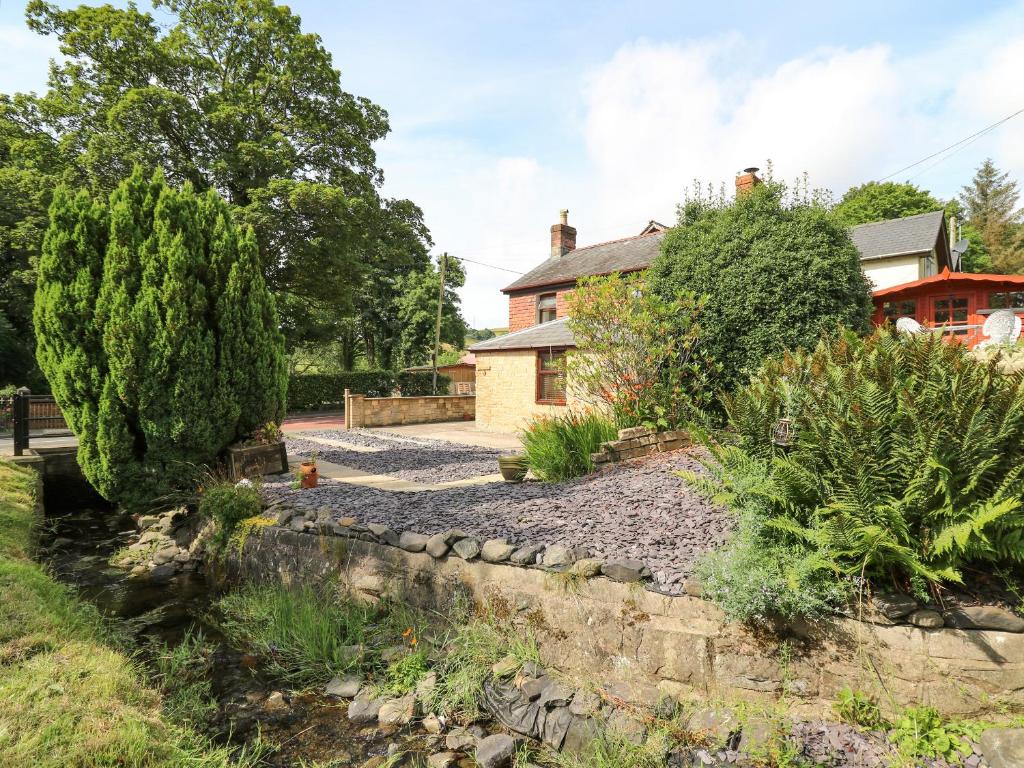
[34,168,287,508]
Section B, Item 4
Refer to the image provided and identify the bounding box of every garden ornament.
[895,317,925,335]
[977,309,1022,348]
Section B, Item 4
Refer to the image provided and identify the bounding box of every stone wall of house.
[229,521,1024,719]
[474,350,585,433]
[344,391,475,428]
[592,426,690,466]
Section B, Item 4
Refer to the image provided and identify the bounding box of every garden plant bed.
[264,450,732,592]
[287,429,504,483]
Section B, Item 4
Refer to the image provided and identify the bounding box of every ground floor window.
[934,295,970,336]
[882,299,917,321]
[989,291,1024,310]
[536,349,566,405]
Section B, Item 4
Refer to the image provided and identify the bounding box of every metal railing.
[10,388,72,455]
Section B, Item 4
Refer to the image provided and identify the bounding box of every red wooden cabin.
[872,268,1024,348]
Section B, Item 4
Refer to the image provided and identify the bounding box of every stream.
[41,505,439,767]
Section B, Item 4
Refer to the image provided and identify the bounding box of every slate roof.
[469,318,575,351]
[501,230,666,293]
[850,210,946,262]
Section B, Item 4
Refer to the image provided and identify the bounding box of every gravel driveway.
[287,429,505,482]
[265,445,732,592]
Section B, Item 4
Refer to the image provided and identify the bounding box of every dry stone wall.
[228,507,1024,720]
[592,426,690,465]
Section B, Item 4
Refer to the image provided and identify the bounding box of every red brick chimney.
[735,167,762,196]
[550,209,576,259]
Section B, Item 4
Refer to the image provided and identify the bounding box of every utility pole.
[432,252,448,395]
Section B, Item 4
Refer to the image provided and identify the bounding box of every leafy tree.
[6,0,434,356]
[34,168,286,508]
[565,273,719,429]
[833,181,942,226]
[960,159,1024,273]
[958,222,994,273]
[650,181,873,389]
[393,256,466,369]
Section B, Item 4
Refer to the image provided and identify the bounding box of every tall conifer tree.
[35,167,286,507]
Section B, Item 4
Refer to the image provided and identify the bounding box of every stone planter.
[299,461,319,489]
[225,441,288,479]
[498,455,528,483]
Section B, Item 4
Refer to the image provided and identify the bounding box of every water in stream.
[41,506,437,767]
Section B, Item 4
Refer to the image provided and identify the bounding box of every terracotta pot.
[498,455,529,483]
[299,462,319,488]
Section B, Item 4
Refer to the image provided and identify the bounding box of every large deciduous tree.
[832,181,943,226]
[392,256,466,369]
[650,180,873,389]
[34,168,286,508]
[3,0,441,372]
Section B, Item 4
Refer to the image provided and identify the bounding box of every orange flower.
[410,636,418,646]
[402,627,413,638]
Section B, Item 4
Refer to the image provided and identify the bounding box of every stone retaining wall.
[228,512,1024,719]
[592,426,690,466]
[344,389,475,428]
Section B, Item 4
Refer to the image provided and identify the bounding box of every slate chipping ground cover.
[270,430,733,590]
[287,429,505,482]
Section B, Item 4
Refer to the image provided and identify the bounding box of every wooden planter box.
[225,441,289,479]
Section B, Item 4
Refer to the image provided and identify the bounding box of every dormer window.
[537,293,557,324]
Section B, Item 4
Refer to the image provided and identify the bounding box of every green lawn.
[0,459,254,767]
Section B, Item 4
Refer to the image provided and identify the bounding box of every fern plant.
[698,327,1024,600]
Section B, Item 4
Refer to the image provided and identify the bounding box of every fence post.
[13,387,30,456]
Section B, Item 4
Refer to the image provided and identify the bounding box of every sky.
[3,1,1024,328]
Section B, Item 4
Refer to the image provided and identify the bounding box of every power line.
[445,254,525,275]
[877,106,1024,182]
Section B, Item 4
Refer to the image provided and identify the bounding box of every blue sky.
[3,1,1024,327]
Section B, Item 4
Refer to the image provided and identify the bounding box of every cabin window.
[988,291,1024,310]
[536,350,566,405]
[537,293,557,324]
[882,300,917,321]
[934,296,969,336]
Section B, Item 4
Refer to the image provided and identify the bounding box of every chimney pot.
[550,209,577,259]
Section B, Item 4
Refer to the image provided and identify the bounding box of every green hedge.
[287,371,451,411]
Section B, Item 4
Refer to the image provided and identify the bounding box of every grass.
[0,458,271,767]
[520,411,617,483]
[426,600,541,722]
[148,628,218,727]
[215,580,416,686]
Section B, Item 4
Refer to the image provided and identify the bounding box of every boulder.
[510,543,545,565]
[908,609,944,629]
[475,734,516,768]
[569,689,601,717]
[422,712,443,734]
[426,752,460,768]
[687,708,738,744]
[149,563,178,583]
[542,544,576,568]
[944,605,1024,632]
[682,578,703,598]
[398,531,429,552]
[481,539,516,563]
[264,691,289,711]
[378,693,416,725]
[871,593,918,620]
[425,532,452,558]
[347,694,383,723]
[445,726,477,751]
[366,523,399,546]
[325,674,362,699]
[601,559,649,583]
[981,727,1024,768]
[562,715,601,755]
[452,537,481,560]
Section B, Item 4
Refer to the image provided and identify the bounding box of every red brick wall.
[507,288,575,332]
